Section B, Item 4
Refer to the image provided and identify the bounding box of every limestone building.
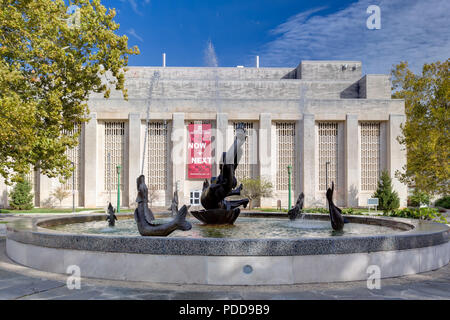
[0,60,407,209]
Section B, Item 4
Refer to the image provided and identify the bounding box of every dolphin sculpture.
[134,175,192,236]
[106,202,118,227]
[167,189,179,216]
[288,192,304,220]
[326,182,345,231]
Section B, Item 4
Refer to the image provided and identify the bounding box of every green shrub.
[373,171,400,213]
[435,196,450,209]
[9,177,34,210]
[408,189,430,207]
[386,207,447,224]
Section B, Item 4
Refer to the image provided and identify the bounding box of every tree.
[391,60,449,196]
[9,176,33,210]
[373,171,400,213]
[51,185,71,207]
[241,177,273,209]
[0,0,139,184]
[148,184,160,207]
[408,189,430,207]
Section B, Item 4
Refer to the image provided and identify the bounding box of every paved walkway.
[0,238,449,300]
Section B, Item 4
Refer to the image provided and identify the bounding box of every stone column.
[172,113,186,205]
[83,113,98,208]
[345,114,359,207]
[0,176,8,208]
[259,113,272,207]
[388,114,407,207]
[216,113,228,175]
[301,114,315,207]
[36,172,53,207]
[127,113,141,207]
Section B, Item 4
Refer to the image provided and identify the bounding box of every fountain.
[3,55,449,285]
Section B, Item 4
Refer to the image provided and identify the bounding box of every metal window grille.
[62,126,81,191]
[318,122,338,191]
[146,121,169,191]
[276,122,296,191]
[104,122,125,191]
[361,122,381,191]
[233,122,255,181]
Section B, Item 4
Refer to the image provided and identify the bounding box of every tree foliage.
[241,177,273,209]
[391,60,449,196]
[373,171,400,213]
[408,189,430,207]
[9,175,33,210]
[0,0,138,184]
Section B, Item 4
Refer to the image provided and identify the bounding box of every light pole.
[116,164,121,213]
[71,161,75,214]
[287,165,292,210]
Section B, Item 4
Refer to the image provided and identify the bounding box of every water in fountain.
[204,40,221,115]
[204,39,219,68]
[141,71,161,175]
[203,40,224,169]
[52,216,397,238]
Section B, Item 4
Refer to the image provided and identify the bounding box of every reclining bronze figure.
[134,175,192,236]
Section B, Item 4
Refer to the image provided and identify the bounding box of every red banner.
[188,124,212,179]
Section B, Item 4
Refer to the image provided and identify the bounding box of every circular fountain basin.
[6,212,449,285]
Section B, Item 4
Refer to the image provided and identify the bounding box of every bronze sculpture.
[134,175,192,236]
[326,182,345,231]
[167,189,178,216]
[106,202,117,227]
[191,123,249,224]
[288,192,304,220]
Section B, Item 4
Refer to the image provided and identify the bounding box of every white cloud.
[261,0,450,74]
[128,28,144,42]
[120,0,150,16]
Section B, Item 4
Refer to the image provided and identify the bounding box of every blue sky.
[107,0,449,74]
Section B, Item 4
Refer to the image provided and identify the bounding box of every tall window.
[104,122,125,191]
[276,122,296,191]
[146,121,169,191]
[63,126,81,191]
[361,122,381,191]
[318,122,338,190]
[233,122,256,181]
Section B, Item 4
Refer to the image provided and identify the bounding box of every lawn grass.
[0,207,137,214]
[254,207,370,215]
[0,208,99,214]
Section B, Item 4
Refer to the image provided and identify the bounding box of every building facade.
[0,60,407,209]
